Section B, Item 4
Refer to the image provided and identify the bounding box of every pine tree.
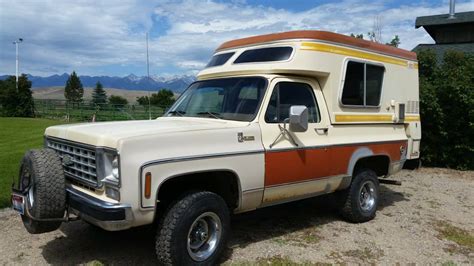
[92,81,107,105]
[64,71,84,102]
[0,74,35,117]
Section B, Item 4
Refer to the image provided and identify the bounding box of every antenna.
[146,32,151,120]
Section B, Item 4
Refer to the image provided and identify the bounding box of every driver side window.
[265,82,320,123]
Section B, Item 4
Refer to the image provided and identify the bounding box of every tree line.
[64,71,175,106]
[0,71,176,118]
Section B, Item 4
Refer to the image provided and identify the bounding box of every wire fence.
[33,99,172,122]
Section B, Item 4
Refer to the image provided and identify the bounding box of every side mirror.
[289,105,308,132]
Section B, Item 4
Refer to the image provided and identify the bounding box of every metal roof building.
[413,10,474,59]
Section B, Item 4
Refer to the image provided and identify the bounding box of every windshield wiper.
[196,111,222,119]
[168,110,186,117]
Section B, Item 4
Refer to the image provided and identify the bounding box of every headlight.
[111,156,119,179]
[98,150,120,188]
[99,151,121,201]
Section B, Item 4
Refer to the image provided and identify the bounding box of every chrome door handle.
[314,127,328,134]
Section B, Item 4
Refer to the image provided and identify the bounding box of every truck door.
[259,77,332,205]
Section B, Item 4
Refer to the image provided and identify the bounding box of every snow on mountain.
[1,73,196,92]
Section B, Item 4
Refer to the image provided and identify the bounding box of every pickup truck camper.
[12,30,421,265]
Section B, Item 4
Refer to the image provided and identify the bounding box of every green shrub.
[0,75,35,117]
[418,50,474,170]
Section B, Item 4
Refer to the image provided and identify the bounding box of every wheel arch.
[155,169,242,212]
[352,155,391,177]
[347,147,391,177]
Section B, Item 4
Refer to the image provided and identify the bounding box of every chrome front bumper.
[67,187,134,231]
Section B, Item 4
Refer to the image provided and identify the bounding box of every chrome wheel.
[359,180,376,212]
[28,184,35,207]
[187,212,222,261]
[21,167,34,208]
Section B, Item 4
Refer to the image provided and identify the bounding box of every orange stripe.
[265,141,406,187]
[265,148,330,186]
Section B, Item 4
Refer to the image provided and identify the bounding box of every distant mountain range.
[0,73,196,92]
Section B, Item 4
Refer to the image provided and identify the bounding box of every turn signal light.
[145,172,152,199]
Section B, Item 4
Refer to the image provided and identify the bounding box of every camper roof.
[216,30,417,61]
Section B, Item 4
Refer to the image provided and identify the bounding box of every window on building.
[341,61,384,107]
[265,82,320,123]
[234,47,293,64]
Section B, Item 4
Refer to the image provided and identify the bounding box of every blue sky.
[0,0,473,77]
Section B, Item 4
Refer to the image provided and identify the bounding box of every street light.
[146,32,151,120]
[12,38,23,90]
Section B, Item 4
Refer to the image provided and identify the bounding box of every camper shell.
[199,30,421,160]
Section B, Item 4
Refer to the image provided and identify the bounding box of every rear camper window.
[234,47,293,64]
[341,61,384,107]
[206,52,235,67]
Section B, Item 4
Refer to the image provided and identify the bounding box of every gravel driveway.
[0,168,472,265]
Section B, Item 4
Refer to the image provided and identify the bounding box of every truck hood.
[45,117,249,148]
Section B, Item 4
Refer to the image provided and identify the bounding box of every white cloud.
[0,0,472,76]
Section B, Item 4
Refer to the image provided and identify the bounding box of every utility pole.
[146,32,151,120]
[13,38,23,90]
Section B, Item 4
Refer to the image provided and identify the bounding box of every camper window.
[206,52,235,67]
[341,61,384,107]
[234,47,293,64]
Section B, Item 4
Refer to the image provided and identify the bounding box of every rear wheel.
[337,169,379,223]
[18,149,66,234]
[156,191,230,265]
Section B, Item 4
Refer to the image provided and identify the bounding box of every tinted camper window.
[341,61,384,107]
[206,52,234,67]
[234,47,293,63]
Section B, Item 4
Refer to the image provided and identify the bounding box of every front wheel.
[156,191,230,265]
[337,169,379,223]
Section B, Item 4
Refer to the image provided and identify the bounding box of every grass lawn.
[0,117,65,208]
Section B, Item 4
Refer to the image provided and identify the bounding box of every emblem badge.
[62,155,74,166]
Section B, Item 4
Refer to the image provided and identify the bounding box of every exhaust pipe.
[448,0,456,19]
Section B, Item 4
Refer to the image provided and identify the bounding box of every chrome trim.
[266,139,407,153]
[264,174,348,188]
[67,187,133,231]
[45,136,120,189]
[47,138,99,187]
[140,150,264,170]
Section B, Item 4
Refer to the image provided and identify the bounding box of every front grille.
[46,138,99,187]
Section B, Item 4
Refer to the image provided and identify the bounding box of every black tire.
[18,149,66,234]
[156,191,230,265]
[337,169,379,223]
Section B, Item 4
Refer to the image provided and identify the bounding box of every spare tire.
[18,149,66,234]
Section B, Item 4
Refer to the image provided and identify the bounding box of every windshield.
[166,77,267,122]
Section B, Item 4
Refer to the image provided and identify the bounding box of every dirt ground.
[0,168,472,265]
